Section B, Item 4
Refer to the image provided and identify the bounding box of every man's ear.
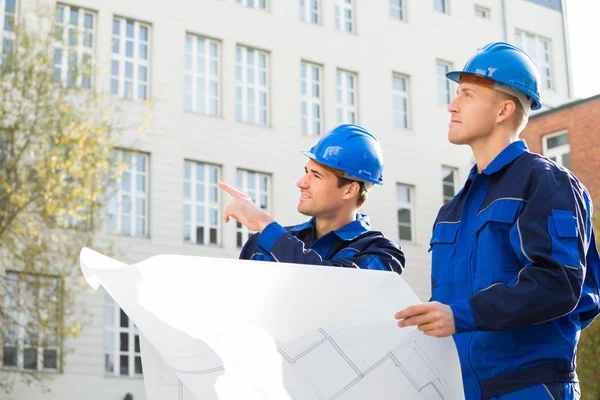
[497,98,517,124]
[343,181,361,200]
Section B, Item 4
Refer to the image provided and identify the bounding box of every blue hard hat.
[446,41,542,110]
[301,124,384,186]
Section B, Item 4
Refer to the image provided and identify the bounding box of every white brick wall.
[5,0,571,398]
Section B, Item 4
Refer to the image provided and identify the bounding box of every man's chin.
[448,133,468,145]
[297,204,313,216]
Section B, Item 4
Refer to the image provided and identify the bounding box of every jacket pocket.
[429,222,460,288]
[473,199,524,283]
[549,209,580,268]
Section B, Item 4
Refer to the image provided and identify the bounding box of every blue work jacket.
[430,140,600,399]
[239,214,405,274]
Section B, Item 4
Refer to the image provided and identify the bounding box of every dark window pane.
[210,228,217,244]
[135,335,140,352]
[135,356,143,374]
[399,225,412,241]
[120,355,129,376]
[120,309,128,328]
[196,227,204,245]
[3,346,17,367]
[443,184,455,198]
[237,232,243,248]
[43,349,58,369]
[24,348,38,370]
[397,209,411,224]
[546,133,568,149]
[120,333,129,351]
[442,170,454,183]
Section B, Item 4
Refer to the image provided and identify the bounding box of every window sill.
[235,120,273,129]
[299,20,324,28]
[107,233,152,241]
[183,241,224,249]
[111,95,153,105]
[2,367,60,374]
[183,110,223,120]
[390,17,408,24]
[104,373,144,380]
[333,29,357,37]
[236,5,271,14]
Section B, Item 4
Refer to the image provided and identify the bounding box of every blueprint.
[80,248,464,400]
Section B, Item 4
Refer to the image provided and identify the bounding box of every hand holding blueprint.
[80,248,464,400]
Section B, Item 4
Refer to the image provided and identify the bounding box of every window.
[300,0,320,24]
[184,34,220,116]
[397,184,414,241]
[336,69,357,124]
[301,62,322,136]
[515,31,552,90]
[1,0,16,66]
[53,5,95,88]
[237,0,267,10]
[434,0,448,13]
[111,17,150,101]
[334,0,354,33]
[436,60,452,106]
[392,74,410,129]
[474,5,490,19]
[236,45,269,125]
[390,0,405,20]
[543,131,570,169]
[442,166,458,204]
[106,150,149,237]
[3,272,61,371]
[183,161,221,245]
[104,292,142,377]
[236,170,271,248]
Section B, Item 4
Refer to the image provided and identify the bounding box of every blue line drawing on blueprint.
[276,326,454,400]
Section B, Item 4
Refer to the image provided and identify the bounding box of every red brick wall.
[521,98,600,210]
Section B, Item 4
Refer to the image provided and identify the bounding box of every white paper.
[80,247,464,400]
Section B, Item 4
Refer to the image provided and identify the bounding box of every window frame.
[111,17,151,101]
[396,183,415,242]
[336,69,358,125]
[183,160,222,246]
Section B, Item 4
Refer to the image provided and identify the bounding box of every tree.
[578,209,600,400]
[0,2,138,395]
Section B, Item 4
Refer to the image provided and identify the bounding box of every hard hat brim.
[446,71,462,84]
[300,150,383,186]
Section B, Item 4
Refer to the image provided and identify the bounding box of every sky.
[566,0,600,99]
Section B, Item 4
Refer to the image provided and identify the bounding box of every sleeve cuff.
[257,222,287,253]
[450,298,478,333]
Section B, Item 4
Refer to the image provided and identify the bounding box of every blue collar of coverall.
[289,213,371,241]
[467,140,529,180]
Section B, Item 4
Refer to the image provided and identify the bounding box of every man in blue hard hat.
[395,42,600,399]
[218,124,405,274]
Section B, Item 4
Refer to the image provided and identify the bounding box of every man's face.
[447,79,503,145]
[296,159,349,218]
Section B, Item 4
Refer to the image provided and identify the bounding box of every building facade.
[521,94,600,214]
[1,0,572,398]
